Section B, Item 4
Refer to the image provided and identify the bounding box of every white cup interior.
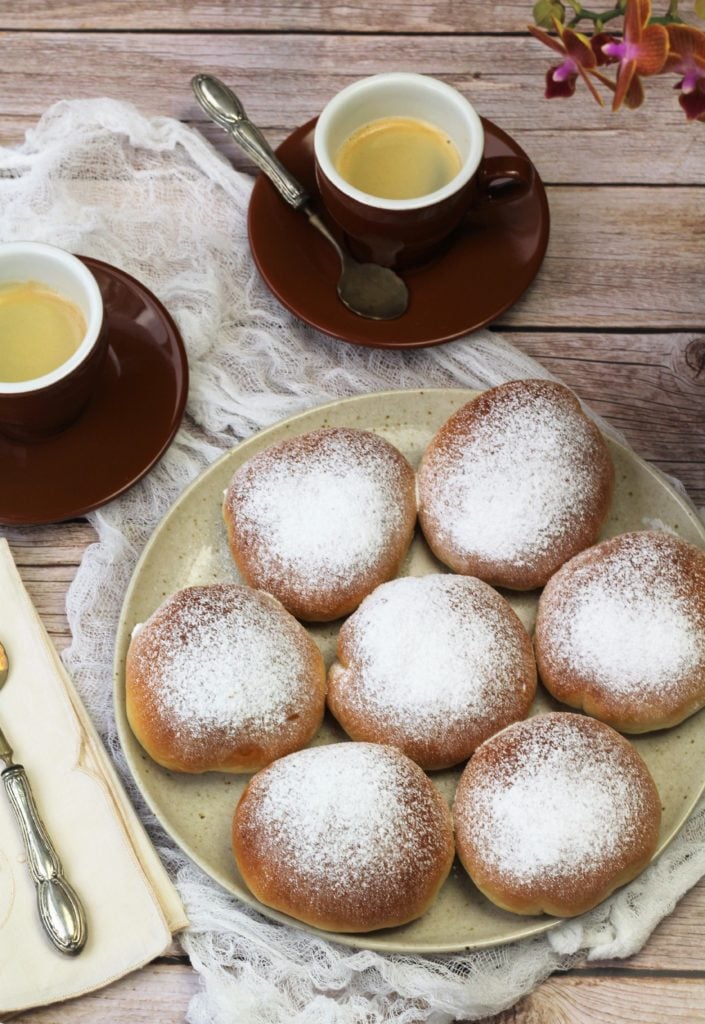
[314,72,485,211]
[0,241,103,394]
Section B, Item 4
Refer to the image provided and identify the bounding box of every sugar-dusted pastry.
[417,380,614,590]
[453,713,661,917]
[327,574,536,770]
[125,584,326,773]
[232,742,454,932]
[223,427,417,622]
[535,531,705,733]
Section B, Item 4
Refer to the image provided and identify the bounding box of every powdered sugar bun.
[417,380,614,590]
[453,713,661,917]
[328,574,536,770]
[232,742,454,933]
[125,584,326,774]
[223,427,417,622]
[535,531,705,733]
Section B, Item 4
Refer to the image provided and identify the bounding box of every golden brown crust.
[417,380,614,591]
[327,574,536,770]
[223,427,417,622]
[232,743,454,932]
[535,531,705,733]
[125,584,326,773]
[453,713,661,917]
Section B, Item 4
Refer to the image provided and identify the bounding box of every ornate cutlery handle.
[191,73,309,210]
[3,764,87,955]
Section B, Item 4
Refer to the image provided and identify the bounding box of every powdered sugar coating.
[126,584,325,773]
[454,714,661,915]
[233,742,454,932]
[418,380,613,590]
[328,574,536,769]
[535,531,705,732]
[223,427,416,621]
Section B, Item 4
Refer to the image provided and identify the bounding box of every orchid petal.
[665,25,705,73]
[545,65,578,97]
[679,85,705,120]
[625,0,651,43]
[592,69,617,92]
[563,27,597,68]
[634,24,669,76]
[577,66,605,105]
[592,33,618,66]
[624,71,646,109]
[528,23,569,57]
[613,59,637,110]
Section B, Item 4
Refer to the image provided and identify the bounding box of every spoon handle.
[3,764,87,955]
[191,73,309,210]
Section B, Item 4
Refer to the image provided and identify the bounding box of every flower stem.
[566,1,682,28]
[567,5,625,28]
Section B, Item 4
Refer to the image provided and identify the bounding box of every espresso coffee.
[0,281,86,383]
[335,116,462,200]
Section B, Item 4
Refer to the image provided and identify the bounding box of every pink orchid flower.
[528,20,604,103]
[665,24,705,122]
[600,0,669,110]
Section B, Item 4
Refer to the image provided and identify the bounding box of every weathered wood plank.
[0,1,568,33]
[1,521,96,563]
[0,34,702,185]
[501,186,705,329]
[6,962,199,1023]
[484,975,705,1023]
[8,965,705,1022]
[1,523,97,647]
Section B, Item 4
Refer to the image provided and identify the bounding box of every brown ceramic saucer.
[248,117,550,349]
[0,257,188,526]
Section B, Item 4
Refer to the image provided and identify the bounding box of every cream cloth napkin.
[0,538,187,1015]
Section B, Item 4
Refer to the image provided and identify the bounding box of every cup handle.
[477,156,534,205]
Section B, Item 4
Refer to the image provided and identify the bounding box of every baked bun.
[535,531,705,733]
[453,713,661,917]
[125,584,326,773]
[223,427,417,622]
[417,380,614,590]
[232,742,454,932]
[327,574,536,770]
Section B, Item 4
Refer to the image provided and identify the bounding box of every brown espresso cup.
[314,73,533,269]
[0,241,107,441]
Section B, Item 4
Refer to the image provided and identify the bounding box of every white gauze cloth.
[1,99,704,1023]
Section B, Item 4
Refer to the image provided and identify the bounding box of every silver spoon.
[0,642,87,955]
[191,73,409,320]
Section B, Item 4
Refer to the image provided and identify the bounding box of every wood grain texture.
[501,186,705,329]
[0,34,703,185]
[8,965,705,1022]
[6,962,199,1023]
[484,975,705,1023]
[0,1,570,33]
[1,523,96,646]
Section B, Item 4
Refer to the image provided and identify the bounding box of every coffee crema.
[0,281,86,383]
[334,116,462,200]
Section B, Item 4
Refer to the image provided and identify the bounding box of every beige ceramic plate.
[114,389,705,953]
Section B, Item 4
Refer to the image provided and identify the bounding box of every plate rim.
[113,386,705,953]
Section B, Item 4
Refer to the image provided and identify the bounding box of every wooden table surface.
[2,2,705,1021]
